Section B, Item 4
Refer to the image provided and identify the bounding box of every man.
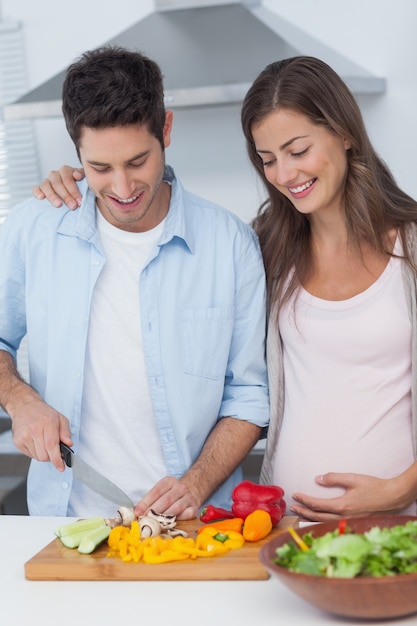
[0,46,269,518]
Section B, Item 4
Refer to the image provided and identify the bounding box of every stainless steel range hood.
[3,0,386,121]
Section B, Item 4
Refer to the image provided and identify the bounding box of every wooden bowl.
[260,515,417,619]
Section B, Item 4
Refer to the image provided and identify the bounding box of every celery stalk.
[59,529,97,549]
[78,526,111,554]
[55,516,106,538]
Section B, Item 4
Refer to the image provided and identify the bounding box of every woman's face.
[251,108,351,218]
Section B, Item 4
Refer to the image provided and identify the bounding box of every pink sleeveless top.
[273,243,416,515]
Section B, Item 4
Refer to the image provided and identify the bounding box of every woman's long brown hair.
[241,56,417,315]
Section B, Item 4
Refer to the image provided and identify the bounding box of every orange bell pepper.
[197,517,244,535]
[242,509,273,542]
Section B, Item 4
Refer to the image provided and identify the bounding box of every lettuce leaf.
[274,520,417,578]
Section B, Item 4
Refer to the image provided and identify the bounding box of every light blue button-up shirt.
[0,166,269,515]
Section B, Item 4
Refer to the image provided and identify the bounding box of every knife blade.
[60,442,134,508]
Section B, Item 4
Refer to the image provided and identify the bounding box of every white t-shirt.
[68,210,167,517]
[273,244,416,515]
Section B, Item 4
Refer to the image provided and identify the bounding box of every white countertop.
[1,515,416,626]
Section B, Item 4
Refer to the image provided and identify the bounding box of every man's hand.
[290,471,414,521]
[4,376,73,472]
[134,417,262,520]
[11,391,73,472]
[32,165,85,210]
[134,475,199,520]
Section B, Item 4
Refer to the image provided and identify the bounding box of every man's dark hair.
[62,45,166,157]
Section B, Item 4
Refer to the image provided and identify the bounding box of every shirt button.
[62,482,69,490]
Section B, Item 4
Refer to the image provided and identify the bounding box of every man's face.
[79,112,173,232]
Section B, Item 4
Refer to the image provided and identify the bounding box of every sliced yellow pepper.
[288,526,310,551]
[107,521,245,563]
[168,535,221,558]
[108,525,129,550]
[142,545,190,564]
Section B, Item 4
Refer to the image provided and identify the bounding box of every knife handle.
[59,442,74,468]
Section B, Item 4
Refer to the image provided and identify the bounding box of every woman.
[241,55,417,520]
[33,56,417,521]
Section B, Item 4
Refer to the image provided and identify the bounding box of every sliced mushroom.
[139,515,162,538]
[164,528,188,538]
[147,509,177,529]
[105,506,137,528]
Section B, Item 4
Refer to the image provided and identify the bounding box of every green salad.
[274,520,417,578]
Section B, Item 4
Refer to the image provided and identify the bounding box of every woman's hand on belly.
[289,470,417,521]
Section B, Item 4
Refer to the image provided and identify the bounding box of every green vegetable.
[274,520,417,578]
[55,517,109,552]
[78,526,111,554]
[59,529,99,549]
[55,516,106,538]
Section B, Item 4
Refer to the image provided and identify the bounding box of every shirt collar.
[160,166,194,254]
[56,178,97,241]
[56,166,194,253]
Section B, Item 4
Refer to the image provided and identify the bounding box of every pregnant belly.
[272,423,416,514]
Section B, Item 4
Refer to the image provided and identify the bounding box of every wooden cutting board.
[25,515,298,581]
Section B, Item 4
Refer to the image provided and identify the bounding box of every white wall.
[2,0,417,223]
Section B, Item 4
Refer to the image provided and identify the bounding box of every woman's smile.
[252,108,350,218]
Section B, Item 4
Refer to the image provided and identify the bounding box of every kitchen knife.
[59,442,134,508]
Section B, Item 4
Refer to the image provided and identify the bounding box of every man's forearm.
[0,349,37,416]
[181,417,262,506]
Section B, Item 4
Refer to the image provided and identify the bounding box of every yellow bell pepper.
[213,530,245,550]
[195,531,230,556]
[196,527,245,552]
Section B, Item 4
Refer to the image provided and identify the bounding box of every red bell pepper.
[232,500,283,526]
[231,480,285,526]
[232,480,284,504]
[199,505,235,523]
